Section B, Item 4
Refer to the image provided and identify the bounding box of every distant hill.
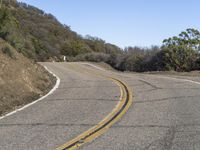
[0,0,122,61]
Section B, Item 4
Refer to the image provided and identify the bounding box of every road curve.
[0,62,200,150]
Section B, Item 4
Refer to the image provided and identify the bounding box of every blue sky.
[17,0,200,48]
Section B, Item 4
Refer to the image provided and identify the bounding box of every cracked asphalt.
[1,62,200,150]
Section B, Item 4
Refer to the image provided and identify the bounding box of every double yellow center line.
[56,63,133,150]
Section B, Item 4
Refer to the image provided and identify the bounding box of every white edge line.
[0,65,61,120]
[82,63,200,85]
[153,75,200,85]
[81,63,200,85]
[80,62,106,71]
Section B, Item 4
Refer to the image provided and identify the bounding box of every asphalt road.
[0,62,200,150]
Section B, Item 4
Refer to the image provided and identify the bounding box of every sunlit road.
[0,62,200,150]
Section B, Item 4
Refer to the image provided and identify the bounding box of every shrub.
[1,46,15,59]
[74,52,110,62]
[157,46,198,71]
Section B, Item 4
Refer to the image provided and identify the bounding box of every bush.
[74,52,110,62]
[156,46,198,71]
[106,46,161,72]
[61,40,91,57]
[2,46,15,59]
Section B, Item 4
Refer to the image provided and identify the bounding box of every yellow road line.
[56,63,133,150]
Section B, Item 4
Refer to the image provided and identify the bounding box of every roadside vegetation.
[0,0,121,61]
[74,29,200,72]
[1,0,200,72]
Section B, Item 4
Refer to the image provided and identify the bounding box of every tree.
[163,28,200,51]
[161,28,200,71]
[160,46,198,71]
[61,40,91,57]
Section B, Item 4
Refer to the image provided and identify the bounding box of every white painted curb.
[0,65,61,120]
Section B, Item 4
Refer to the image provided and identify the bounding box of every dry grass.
[0,39,56,115]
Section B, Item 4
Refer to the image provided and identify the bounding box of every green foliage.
[162,46,198,71]
[74,52,110,62]
[0,5,25,55]
[84,35,122,54]
[106,46,160,72]
[2,46,15,59]
[0,1,122,61]
[161,28,200,71]
[163,28,200,51]
[61,40,91,57]
[0,7,11,38]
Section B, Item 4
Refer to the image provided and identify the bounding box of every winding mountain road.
[0,62,200,150]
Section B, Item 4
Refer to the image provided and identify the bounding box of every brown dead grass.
[0,39,56,115]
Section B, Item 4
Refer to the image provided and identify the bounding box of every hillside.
[0,0,122,61]
[0,0,121,116]
[0,38,56,115]
[1,0,200,74]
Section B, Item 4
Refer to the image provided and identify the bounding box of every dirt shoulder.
[0,39,56,116]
